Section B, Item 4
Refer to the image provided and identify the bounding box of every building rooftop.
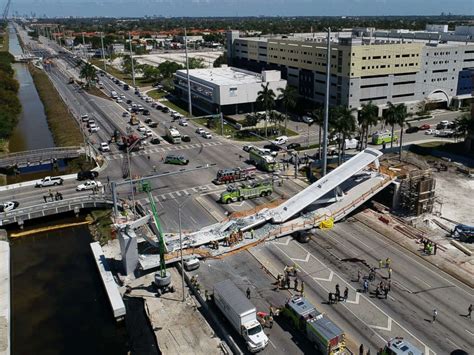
[177,66,273,86]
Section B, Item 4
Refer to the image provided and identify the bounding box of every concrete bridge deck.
[0,195,115,227]
[0,146,83,168]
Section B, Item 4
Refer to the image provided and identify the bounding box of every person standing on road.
[294,278,299,291]
[432,309,438,323]
[43,195,48,203]
[385,257,391,268]
[300,281,304,296]
[378,259,384,269]
[468,304,472,319]
[388,267,392,279]
[363,279,369,293]
[246,287,251,299]
[357,269,361,282]
[359,344,364,355]
[344,287,349,301]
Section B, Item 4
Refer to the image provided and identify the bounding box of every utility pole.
[100,32,106,71]
[322,27,331,177]
[128,32,136,87]
[220,112,224,136]
[82,32,86,59]
[184,27,192,117]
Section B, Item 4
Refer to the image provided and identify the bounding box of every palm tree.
[453,113,474,138]
[79,63,97,87]
[330,106,357,165]
[277,85,297,134]
[256,83,276,137]
[392,103,412,159]
[358,101,379,150]
[384,102,398,148]
[311,107,324,158]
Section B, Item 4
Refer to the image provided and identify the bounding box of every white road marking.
[370,318,392,332]
[291,252,310,263]
[446,338,461,349]
[465,329,474,336]
[175,191,182,197]
[268,339,277,349]
[414,276,431,288]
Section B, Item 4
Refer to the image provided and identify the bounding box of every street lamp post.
[322,27,331,177]
[128,32,136,87]
[126,138,141,218]
[184,27,192,117]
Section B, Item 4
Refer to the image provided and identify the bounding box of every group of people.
[42,190,63,203]
[328,284,349,304]
[275,265,304,295]
[375,280,391,299]
[421,239,437,255]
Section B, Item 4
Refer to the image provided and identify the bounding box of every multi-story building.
[174,66,286,115]
[227,26,474,115]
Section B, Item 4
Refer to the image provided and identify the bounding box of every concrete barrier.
[450,240,473,256]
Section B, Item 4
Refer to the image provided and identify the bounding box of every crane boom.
[2,0,11,20]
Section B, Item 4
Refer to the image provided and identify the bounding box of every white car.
[89,123,100,132]
[137,125,147,132]
[0,201,19,212]
[122,111,130,117]
[76,180,103,191]
[80,114,89,122]
[145,97,153,103]
[116,98,123,103]
[201,131,212,139]
[178,119,188,126]
[196,127,205,134]
[120,94,126,99]
[99,142,110,152]
[145,129,153,137]
[425,129,436,135]
[272,135,288,145]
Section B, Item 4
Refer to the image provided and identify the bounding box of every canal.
[8,24,55,153]
[7,25,129,354]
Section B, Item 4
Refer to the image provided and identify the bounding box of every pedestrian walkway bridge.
[0,146,83,168]
[0,195,115,227]
[14,53,42,62]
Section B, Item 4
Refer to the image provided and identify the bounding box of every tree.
[188,57,206,69]
[384,102,398,148]
[256,83,276,137]
[453,113,474,137]
[79,62,97,86]
[121,55,140,76]
[213,53,227,68]
[330,106,357,165]
[277,84,297,134]
[358,101,379,150]
[158,60,183,79]
[391,103,412,159]
[141,64,161,82]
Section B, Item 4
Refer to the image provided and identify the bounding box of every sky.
[8,0,474,18]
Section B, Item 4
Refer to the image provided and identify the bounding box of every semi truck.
[214,167,257,185]
[282,295,345,355]
[213,279,269,353]
[220,181,273,204]
[166,126,181,144]
[248,147,279,172]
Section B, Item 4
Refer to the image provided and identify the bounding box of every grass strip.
[28,64,83,146]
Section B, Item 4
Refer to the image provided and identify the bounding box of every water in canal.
[8,24,55,152]
[10,222,128,355]
[7,25,128,354]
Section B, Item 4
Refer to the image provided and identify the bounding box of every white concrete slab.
[90,242,126,319]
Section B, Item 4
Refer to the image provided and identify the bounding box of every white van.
[344,138,358,150]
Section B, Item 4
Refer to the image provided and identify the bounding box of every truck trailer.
[214,167,257,185]
[213,279,269,353]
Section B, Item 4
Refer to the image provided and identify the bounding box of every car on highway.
[419,124,431,130]
[405,126,420,133]
[144,118,153,124]
[156,104,164,110]
[145,129,153,137]
[135,89,140,95]
[145,97,153,103]
[80,114,89,122]
[150,137,160,145]
[137,105,144,111]
[178,119,188,126]
[0,201,19,213]
[164,155,189,165]
[89,123,100,132]
[263,144,283,152]
[122,111,130,117]
[116,98,123,103]
[272,135,288,145]
[161,107,170,113]
[151,102,157,108]
[182,135,191,142]
[99,142,110,152]
[201,131,212,139]
[76,180,103,191]
[148,122,158,128]
[120,94,126,99]
[77,170,99,181]
[436,120,450,129]
[137,125,147,132]
[35,176,64,187]
[435,129,455,137]
[126,99,132,104]
[243,145,253,152]
[196,127,205,134]
[143,109,151,116]
[287,142,301,150]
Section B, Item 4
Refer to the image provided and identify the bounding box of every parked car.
[436,121,450,130]
[164,155,189,165]
[435,129,455,137]
[301,115,314,124]
[419,124,431,130]
[406,126,420,133]
[425,129,436,135]
[287,142,301,150]
[0,201,19,212]
[243,145,253,152]
[182,135,191,142]
[272,135,288,145]
[99,142,110,152]
[77,170,99,181]
[263,144,283,152]
[76,180,103,191]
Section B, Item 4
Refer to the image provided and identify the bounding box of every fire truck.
[214,167,257,185]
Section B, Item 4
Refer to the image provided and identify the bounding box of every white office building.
[174,65,287,115]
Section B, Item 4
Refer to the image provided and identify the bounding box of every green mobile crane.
[141,181,171,288]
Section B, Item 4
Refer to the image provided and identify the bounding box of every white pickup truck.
[35,176,64,188]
